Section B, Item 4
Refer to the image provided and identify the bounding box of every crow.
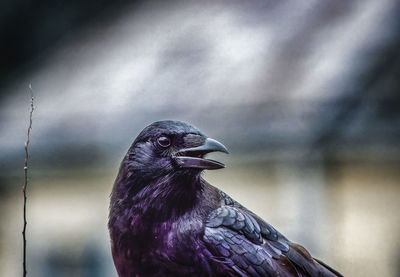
[108,120,343,277]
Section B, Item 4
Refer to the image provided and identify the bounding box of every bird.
[108,120,343,277]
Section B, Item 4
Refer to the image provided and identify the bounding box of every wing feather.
[202,192,343,277]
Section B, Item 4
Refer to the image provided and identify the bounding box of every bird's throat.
[138,173,202,220]
[111,167,203,223]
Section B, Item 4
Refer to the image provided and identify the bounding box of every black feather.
[108,121,343,277]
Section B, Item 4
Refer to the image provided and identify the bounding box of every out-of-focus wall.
[1,162,399,276]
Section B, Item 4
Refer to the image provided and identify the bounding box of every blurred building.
[1,0,400,276]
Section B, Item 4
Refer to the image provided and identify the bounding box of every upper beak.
[173,138,229,170]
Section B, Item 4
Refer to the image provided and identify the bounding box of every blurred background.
[1,0,400,276]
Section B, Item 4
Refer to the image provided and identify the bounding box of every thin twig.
[23,84,34,277]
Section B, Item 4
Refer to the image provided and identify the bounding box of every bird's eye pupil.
[157,136,171,147]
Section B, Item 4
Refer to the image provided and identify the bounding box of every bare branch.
[23,84,34,277]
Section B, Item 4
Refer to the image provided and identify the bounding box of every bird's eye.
[157,136,171,148]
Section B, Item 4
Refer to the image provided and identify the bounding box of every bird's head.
[110,121,228,224]
[124,120,229,181]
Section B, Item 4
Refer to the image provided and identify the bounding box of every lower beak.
[173,138,229,170]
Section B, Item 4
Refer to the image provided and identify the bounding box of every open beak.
[173,138,229,170]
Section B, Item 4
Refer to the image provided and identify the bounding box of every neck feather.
[110,163,203,221]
